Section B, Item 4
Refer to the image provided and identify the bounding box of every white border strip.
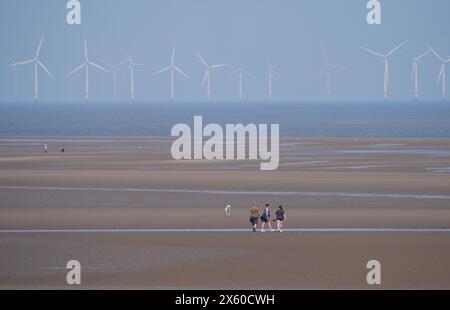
[0,228,449,233]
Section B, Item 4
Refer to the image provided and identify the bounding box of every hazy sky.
[0,0,449,103]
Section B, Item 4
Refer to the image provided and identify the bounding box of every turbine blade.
[35,36,44,59]
[386,41,408,57]
[209,64,228,68]
[171,45,176,65]
[12,59,34,66]
[360,47,384,58]
[84,38,88,60]
[427,44,444,62]
[89,62,109,72]
[173,66,190,79]
[411,63,416,81]
[195,52,208,67]
[37,60,54,79]
[417,50,431,60]
[153,66,171,75]
[330,64,351,71]
[312,66,327,81]
[201,71,208,86]
[67,62,86,77]
[438,65,444,84]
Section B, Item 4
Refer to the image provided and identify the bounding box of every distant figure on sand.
[249,203,261,232]
[61,148,65,153]
[44,144,48,153]
[275,205,286,232]
[260,203,274,232]
[224,204,232,216]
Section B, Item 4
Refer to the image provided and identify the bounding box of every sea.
[1,102,450,137]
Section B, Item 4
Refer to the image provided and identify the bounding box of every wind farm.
[5,38,450,103]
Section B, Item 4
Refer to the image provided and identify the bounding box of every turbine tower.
[360,41,408,101]
[153,45,190,100]
[103,59,127,101]
[313,48,350,100]
[126,56,143,102]
[411,49,431,101]
[67,38,109,102]
[233,67,250,100]
[265,63,278,99]
[428,45,450,101]
[195,52,227,100]
[11,36,53,102]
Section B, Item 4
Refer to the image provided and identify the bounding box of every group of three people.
[249,203,286,232]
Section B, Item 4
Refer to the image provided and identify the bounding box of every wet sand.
[0,136,449,289]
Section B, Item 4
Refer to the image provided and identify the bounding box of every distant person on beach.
[249,203,260,232]
[61,148,65,153]
[275,205,286,232]
[260,203,273,232]
[44,144,48,153]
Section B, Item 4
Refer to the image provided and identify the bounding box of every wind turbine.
[195,52,227,100]
[126,56,144,102]
[11,36,53,102]
[428,45,450,101]
[411,49,431,101]
[265,63,278,99]
[103,59,127,101]
[233,67,250,100]
[153,45,190,100]
[313,48,350,100]
[360,41,408,101]
[67,38,109,102]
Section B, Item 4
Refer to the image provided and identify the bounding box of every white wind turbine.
[411,49,431,101]
[67,38,109,102]
[265,63,278,99]
[313,48,350,100]
[360,41,408,101]
[428,45,450,101]
[153,45,190,100]
[103,59,127,101]
[233,67,251,100]
[195,52,227,100]
[126,56,144,102]
[11,36,53,102]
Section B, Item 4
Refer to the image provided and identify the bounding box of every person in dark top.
[275,205,286,232]
[260,203,273,232]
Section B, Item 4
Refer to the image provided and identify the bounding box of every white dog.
[224,204,232,216]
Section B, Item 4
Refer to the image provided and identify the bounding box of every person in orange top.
[249,203,261,232]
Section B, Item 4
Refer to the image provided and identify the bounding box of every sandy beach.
[0,136,449,289]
